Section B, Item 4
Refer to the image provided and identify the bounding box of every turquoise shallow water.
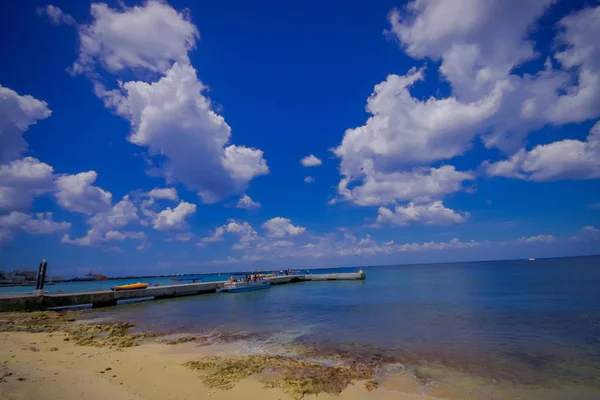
[6,256,600,398]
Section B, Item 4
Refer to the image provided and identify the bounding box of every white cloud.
[548,6,600,124]
[62,195,140,247]
[87,195,138,231]
[327,233,488,257]
[335,164,474,206]
[37,5,75,26]
[202,225,226,243]
[387,0,553,99]
[0,85,52,163]
[136,241,151,252]
[55,171,112,214]
[255,240,294,252]
[387,2,600,149]
[333,2,600,210]
[484,121,600,181]
[74,1,268,204]
[571,226,600,242]
[105,230,146,242]
[376,201,469,226]
[100,62,269,203]
[146,187,178,201]
[262,217,306,238]
[236,194,261,209]
[172,232,193,242]
[304,176,315,184]
[203,220,258,245]
[72,0,199,75]
[0,211,71,245]
[301,154,322,167]
[334,67,506,170]
[152,201,196,231]
[0,157,55,210]
[518,234,557,244]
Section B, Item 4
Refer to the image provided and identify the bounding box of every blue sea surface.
[6,256,600,397]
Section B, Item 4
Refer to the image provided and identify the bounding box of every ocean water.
[9,256,600,398]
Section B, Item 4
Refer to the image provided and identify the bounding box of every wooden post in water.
[34,259,48,295]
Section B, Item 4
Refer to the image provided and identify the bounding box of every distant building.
[13,269,37,281]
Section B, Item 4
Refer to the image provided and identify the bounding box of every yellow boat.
[113,282,148,291]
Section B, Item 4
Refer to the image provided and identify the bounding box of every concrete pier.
[0,271,365,312]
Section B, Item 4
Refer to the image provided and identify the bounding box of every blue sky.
[1,0,599,277]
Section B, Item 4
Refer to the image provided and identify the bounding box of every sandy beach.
[0,312,444,400]
[2,311,599,400]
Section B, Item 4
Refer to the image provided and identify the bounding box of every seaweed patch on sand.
[183,354,375,399]
[0,312,160,349]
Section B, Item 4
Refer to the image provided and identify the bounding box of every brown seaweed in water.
[184,354,375,399]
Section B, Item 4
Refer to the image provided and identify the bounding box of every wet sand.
[0,330,441,400]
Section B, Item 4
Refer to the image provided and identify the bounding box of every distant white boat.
[529,258,535,261]
[223,279,271,293]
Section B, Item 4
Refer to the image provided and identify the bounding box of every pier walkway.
[0,272,365,312]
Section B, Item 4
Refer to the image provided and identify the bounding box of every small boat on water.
[529,258,535,261]
[222,279,271,293]
[113,282,149,291]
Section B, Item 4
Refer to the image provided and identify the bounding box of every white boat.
[223,279,271,293]
[529,258,535,261]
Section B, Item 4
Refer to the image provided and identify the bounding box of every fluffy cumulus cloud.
[101,62,268,203]
[72,0,198,74]
[0,84,149,248]
[262,217,306,238]
[335,164,474,207]
[0,157,55,210]
[0,212,71,245]
[0,85,52,163]
[55,171,112,214]
[62,195,143,247]
[376,201,469,226]
[202,217,307,253]
[37,5,75,26]
[301,154,322,167]
[152,201,196,230]
[146,187,178,201]
[141,197,196,231]
[334,67,506,170]
[333,1,600,221]
[236,194,261,209]
[387,0,553,99]
[548,6,600,124]
[74,1,267,203]
[202,220,258,247]
[485,121,600,181]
